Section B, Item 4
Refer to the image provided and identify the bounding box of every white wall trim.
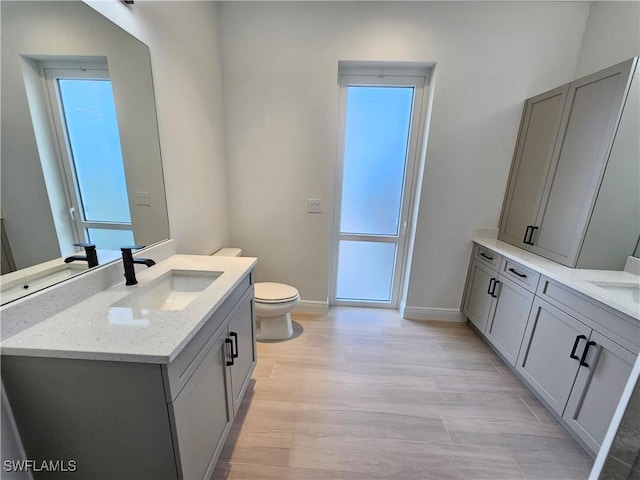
[402,306,466,322]
[293,300,329,315]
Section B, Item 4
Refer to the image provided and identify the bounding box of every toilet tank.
[212,248,242,257]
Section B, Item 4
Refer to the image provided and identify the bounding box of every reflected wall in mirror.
[579,61,640,265]
[0,1,170,304]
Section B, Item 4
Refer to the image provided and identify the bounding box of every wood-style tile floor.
[213,307,593,480]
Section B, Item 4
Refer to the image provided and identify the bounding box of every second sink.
[587,280,640,305]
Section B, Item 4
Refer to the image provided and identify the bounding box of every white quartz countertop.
[0,255,257,363]
[474,238,640,321]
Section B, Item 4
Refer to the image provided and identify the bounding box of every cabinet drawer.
[537,276,639,354]
[500,258,540,293]
[474,244,502,271]
[163,274,253,401]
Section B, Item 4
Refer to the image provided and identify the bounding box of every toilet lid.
[254,282,299,304]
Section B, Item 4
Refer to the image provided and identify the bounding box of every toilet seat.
[255,282,299,304]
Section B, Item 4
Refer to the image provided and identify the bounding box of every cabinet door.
[485,276,534,366]
[563,331,636,454]
[172,334,233,480]
[498,85,568,248]
[228,293,256,414]
[462,260,497,332]
[516,298,590,415]
[531,59,636,266]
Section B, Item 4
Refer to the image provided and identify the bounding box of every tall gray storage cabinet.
[499,58,639,269]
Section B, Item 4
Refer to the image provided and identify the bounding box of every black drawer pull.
[508,267,527,279]
[225,338,235,366]
[230,331,239,358]
[480,252,494,261]
[580,341,597,367]
[570,335,586,360]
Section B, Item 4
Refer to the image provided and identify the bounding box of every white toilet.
[212,248,300,340]
[253,282,300,340]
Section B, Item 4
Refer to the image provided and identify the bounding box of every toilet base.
[256,312,293,340]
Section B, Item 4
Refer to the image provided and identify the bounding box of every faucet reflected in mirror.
[0,0,170,304]
[64,243,99,269]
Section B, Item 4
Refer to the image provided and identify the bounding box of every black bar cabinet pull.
[491,280,501,298]
[523,225,538,246]
[508,268,527,279]
[487,278,496,295]
[480,252,494,261]
[225,338,235,366]
[230,332,239,358]
[569,335,586,360]
[580,341,597,367]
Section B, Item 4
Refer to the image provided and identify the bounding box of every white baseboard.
[402,306,466,322]
[293,300,329,315]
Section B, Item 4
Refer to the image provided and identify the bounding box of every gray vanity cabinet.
[499,58,638,269]
[563,330,636,454]
[462,260,496,332]
[228,294,256,414]
[516,277,638,455]
[167,285,256,480]
[484,276,534,366]
[463,244,639,457]
[463,246,534,366]
[1,273,257,480]
[171,333,233,480]
[462,245,504,332]
[517,298,590,415]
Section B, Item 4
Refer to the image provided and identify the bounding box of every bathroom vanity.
[1,254,257,480]
[463,56,640,458]
[463,239,639,457]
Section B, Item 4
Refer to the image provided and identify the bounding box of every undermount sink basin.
[587,280,640,305]
[113,270,222,311]
[1,263,89,304]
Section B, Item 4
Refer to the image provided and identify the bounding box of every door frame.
[329,68,429,309]
[41,63,133,244]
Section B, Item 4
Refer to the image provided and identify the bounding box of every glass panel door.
[332,74,425,307]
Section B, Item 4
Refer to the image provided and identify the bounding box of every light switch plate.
[308,198,322,213]
[136,191,151,206]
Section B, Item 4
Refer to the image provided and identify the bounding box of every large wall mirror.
[0,0,170,304]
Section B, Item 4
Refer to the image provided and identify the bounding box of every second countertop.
[473,237,640,321]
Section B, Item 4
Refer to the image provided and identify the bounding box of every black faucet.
[64,242,99,268]
[121,246,156,286]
